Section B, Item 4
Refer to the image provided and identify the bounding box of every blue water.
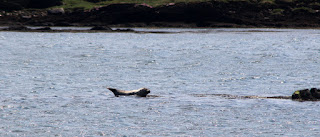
[0,28,319,136]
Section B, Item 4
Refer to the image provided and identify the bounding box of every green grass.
[270,8,284,15]
[292,7,316,13]
[57,0,98,9]
[99,0,212,6]
[55,0,212,10]
[56,0,319,10]
[259,0,275,4]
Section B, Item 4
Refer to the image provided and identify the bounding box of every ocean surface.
[0,28,319,136]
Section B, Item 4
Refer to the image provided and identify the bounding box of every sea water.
[0,28,319,136]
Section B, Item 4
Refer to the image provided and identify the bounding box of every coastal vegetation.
[54,0,212,10]
[1,0,320,12]
[0,0,211,10]
[0,0,319,28]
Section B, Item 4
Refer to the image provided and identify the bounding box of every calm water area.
[0,28,319,136]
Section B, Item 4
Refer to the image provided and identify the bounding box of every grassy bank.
[1,0,319,28]
[55,0,320,15]
[56,0,211,9]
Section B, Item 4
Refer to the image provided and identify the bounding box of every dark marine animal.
[107,87,150,97]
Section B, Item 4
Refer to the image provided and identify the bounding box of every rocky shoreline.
[1,1,320,28]
[0,25,138,33]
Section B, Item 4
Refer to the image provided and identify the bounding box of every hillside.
[0,0,320,28]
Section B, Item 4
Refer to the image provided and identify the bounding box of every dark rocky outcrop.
[5,25,31,30]
[47,8,65,15]
[0,0,28,11]
[56,2,320,28]
[1,1,320,28]
[0,25,141,33]
[0,0,62,11]
[35,27,51,30]
[28,0,63,9]
[292,88,320,101]
[114,28,134,32]
[90,26,112,31]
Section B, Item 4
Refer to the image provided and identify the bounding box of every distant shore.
[0,26,181,33]
[1,1,320,28]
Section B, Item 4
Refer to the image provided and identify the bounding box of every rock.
[0,1,27,11]
[21,15,32,19]
[92,3,154,24]
[28,0,63,9]
[54,22,72,26]
[292,88,320,100]
[310,88,320,98]
[47,8,65,15]
[6,25,31,31]
[114,28,134,32]
[36,27,52,30]
[90,26,112,31]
